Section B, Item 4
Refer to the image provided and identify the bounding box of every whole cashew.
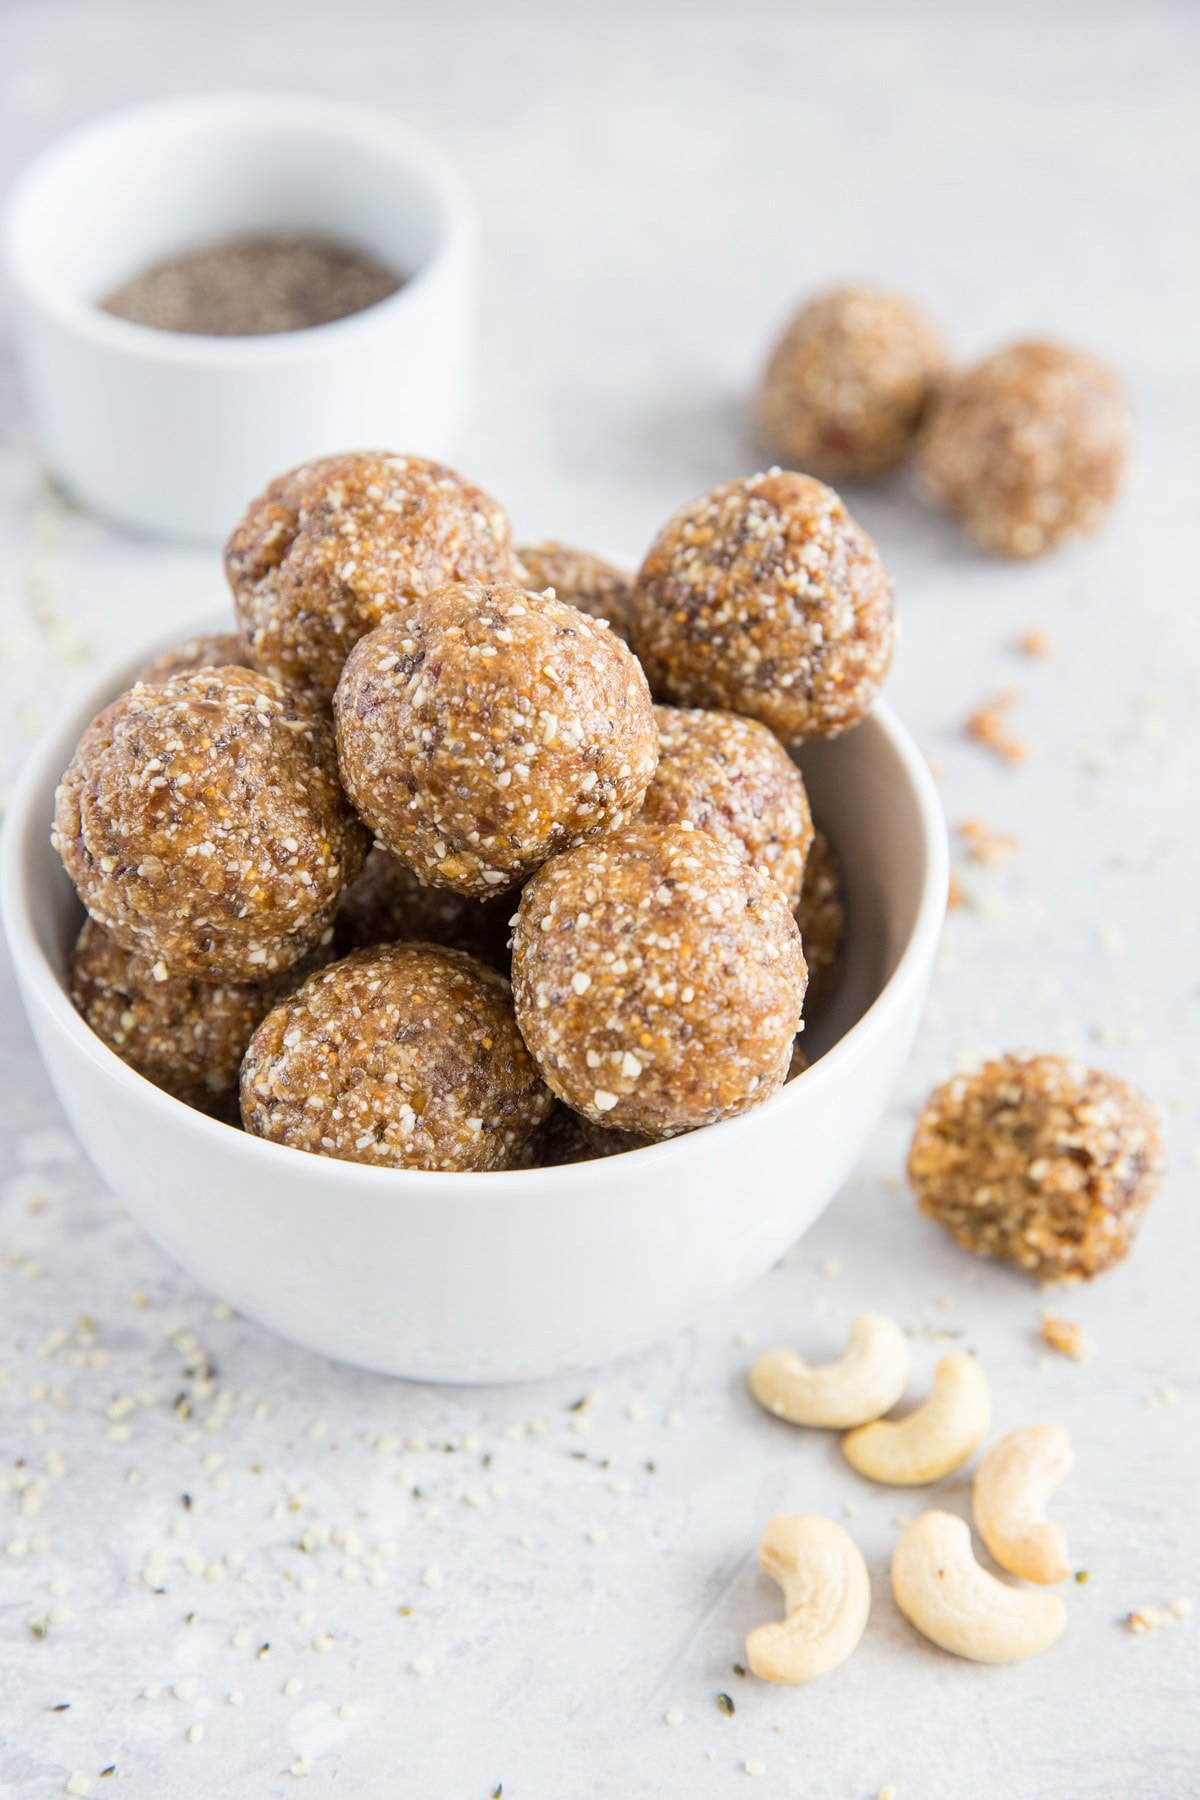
[891,1511,1067,1662]
[749,1313,911,1429]
[745,1514,871,1684]
[973,1425,1073,1584]
[842,1351,991,1485]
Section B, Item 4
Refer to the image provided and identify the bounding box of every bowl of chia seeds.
[2,92,477,540]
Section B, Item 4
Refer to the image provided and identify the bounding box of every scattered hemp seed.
[185,1724,204,1745]
[228,1690,245,1707]
[717,1693,736,1716]
[664,1708,685,1726]
[744,1760,766,1778]
[311,1635,334,1655]
[66,1776,93,1796]
[411,1655,435,1678]
[283,1677,303,1698]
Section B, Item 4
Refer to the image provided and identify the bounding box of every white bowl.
[2,93,475,541]
[1,626,947,1382]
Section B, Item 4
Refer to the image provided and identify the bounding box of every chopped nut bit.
[958,818,1020,867]
[1018,626,1055,658]
[1040,1312,1094,1362]
[966,690,1030,763]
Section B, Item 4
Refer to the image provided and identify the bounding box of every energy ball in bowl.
[632,471,895,746]
[225,452,515,704]
[531,1103,653,1167]
[512,824,807,1139]
[515,542,636,645]
[70,916,327,1116]
[139,632,255,683]
[758,286,948,482]
[909,1053,1163,1281]
[240,944,553,1173]
[335,845,513,969]
[794,827,846,1015]
[334,581,659,897]
[640,706,813,907]
[53,667,366,982]
[917,342,1130,558]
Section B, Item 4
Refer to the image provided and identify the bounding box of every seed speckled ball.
[794,828,845,1015]
[639,706,813,907]
[758,286,948,482]
[515,542,636,645]
[631,471,895,745]
[335,846,513,969]
[225,452,515,703]
[917,342,1130,558]
[70,917,328,1116]
[908,1053,1163,1281]
[334,581,659,897]
[53,667,366,981]
[139,632,255,684]
[240,944,552,1172]
[511,824,807,1139]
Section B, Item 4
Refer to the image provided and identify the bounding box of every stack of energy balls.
[54,451,886,1174]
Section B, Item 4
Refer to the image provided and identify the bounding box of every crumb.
[1041,1313,1094,1363]
[966,690,1029,763]
[1019,627,1054,658]
[958,818,1019,866]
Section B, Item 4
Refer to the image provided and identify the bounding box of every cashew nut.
[745,1514,871,1684]
[749,1313,911,1429]
[891,1511,1067,1662]
[842,1351,991,1485]
[973,1424,1073,1584]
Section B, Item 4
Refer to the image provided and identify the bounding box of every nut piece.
[891,1511,1067,1663]
[514,542,635,645]
[138,632,254,683]
[918,342,1130,558]
[749,1312,910,1429]
[973,1425,1073,1585]
[758,286,948,482]
[745,1515,871,1684]
[632,471,895,745]
[842,1352,991,1485]
[909,1054,1164,1281]
[225,452,515,703]
[334,582,658,897]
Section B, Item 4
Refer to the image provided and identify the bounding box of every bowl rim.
[0,618,948,1197]
[1,91,475,367]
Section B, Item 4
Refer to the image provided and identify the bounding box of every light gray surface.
[1,4,1198,1796]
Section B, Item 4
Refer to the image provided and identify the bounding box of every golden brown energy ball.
[917,342,1130,558]
[53,667,366,982]
[908,1053,1163,1281]
[240,944,552,1172]
[631,471,895,746]
[225,452,515,703]
[139,632,255,683]
[335,845,513,969]
[532,1103,652,1167]
[639,706,813,908]
[794,828,846,1015]
[512,824,807,1139]
[69,917,327,1116]
[758,286,948,482]
[515,542,636,645]
[334,581,659,898]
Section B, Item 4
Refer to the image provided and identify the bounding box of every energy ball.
[917,342,1130,558]
[511,824,807,1139]
[139,632,254,683]
[240,944,552,1173]
[515,542,635,645]
[758,286,948,482]
[632,471,895,745]
[70,916,327,1116]
[794,828,845,1015]
[335,845,513,969]
[532,1103,652,1167]
[334,581,659,897]
[225,452,515,703]
[908,1053,1163,1281]
[639,705,813,908]
[53,667,366,982]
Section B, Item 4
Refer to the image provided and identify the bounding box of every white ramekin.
[2,92,476,541]
[1,622,947,1383]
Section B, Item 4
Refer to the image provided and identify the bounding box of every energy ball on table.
[240,944,552,1173]
[225,452,515,704]
[70,917,327,1117]
[512,824,807,1139]
[335,845,513,969]
[334,581,658,898]
[53,667,366,982]
[758,287,948,482]
[917,342,1130,558]
[908,1053,1163,1281]
[632,471,895,746]
[515,542,636,645]
[138,632,255,683]
[639,705,813,908]
[794,828,845,1015]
